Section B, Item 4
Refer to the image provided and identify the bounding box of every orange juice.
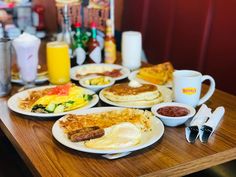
[47,42,71,85]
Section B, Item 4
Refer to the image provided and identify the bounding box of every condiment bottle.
[74,22,86,65]
[104,19,116,64]
[60,5,75,58]
[32,4,45,31]
[87,22,101,63]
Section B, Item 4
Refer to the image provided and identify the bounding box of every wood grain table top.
[0,81,236,177]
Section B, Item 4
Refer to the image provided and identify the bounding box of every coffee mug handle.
[198,75,215,106]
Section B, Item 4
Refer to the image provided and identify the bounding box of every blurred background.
[1,0,236,95]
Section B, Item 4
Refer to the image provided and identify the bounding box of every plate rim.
[11,75,48,84]
[52,106,165,154]
[70,63,130,81]
[7,85,99,118]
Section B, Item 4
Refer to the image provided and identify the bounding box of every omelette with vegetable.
[19,83,94,113]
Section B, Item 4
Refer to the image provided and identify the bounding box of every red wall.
[122,0,236,95]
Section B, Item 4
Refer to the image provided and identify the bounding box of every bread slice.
[137,62,174,85]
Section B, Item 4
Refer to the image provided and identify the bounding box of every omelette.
[20,84,93,113]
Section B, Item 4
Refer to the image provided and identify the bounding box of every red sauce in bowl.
[157,106,189,117]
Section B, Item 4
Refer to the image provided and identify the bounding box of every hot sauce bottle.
[74,22,86,65]
[87,22,101,63]
[104,19,116,64]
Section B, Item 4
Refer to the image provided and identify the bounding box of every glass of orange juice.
[46,41,71,85]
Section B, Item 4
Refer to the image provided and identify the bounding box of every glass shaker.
[0,38,12,96]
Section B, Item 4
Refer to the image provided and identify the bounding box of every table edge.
[141,147,236,177]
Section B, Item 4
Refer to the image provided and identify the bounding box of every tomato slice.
[47,83,72,96]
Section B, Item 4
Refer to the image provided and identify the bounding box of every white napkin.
[102,152,131,160]
[199,107,225,143]
[185,104,212,143]
[185,104,225,143]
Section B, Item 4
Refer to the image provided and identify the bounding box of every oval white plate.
[70,64,130,81]
[128,70,173,88]
[7,85,99,118]
[99,85,173,109]
[52,107,164,154]
[11,75,48,84]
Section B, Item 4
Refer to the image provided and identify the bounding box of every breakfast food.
[11,63,48,81]
[85,122,141,149]
[68,126,105,142]
[83,76,111,86]
[136,62,174,85]
[75,65,122,79]
[101,81,164,106]
[59,108,153,148]
[19,83,94,113]
[157,106,189,117]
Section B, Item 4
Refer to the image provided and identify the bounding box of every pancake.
[111,96,164,107]
[11,63,48,80]
[102,83,164,106]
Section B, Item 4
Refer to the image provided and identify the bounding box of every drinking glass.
[122,31,142,70]
[12,33,41,89]
[46,41,71,85]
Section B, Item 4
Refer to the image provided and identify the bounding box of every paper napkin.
[185,104,212,143]
[199,106,225,143]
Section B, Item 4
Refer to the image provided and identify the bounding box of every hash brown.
[59,108,153,135]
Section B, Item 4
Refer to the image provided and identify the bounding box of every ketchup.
[157,106,189,117]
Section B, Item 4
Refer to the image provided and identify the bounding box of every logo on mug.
[182,87,196,95]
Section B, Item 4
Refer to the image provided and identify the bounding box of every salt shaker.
[0,38,12,96]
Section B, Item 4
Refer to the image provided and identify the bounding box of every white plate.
[11,75,48,84]
[99,85,173,109]
[7,85,99,118]
[52,107,164,154]
[70,64,130,81]
[128,70,173,88]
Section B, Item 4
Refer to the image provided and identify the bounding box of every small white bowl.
[151,102,196,127]
[79,75,115,92]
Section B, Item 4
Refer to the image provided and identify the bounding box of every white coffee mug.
[173,70,215,107]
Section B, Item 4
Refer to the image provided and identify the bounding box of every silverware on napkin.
[185,104,212,143]
[102,152,131,159]
[199,106,225,143]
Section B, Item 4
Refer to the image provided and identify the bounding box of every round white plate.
[128,70,173,88]
[70,64,130,81]
[7,85,99,118]
[99,85,173,109]
[52,107,164,154]
[11,75,48,84]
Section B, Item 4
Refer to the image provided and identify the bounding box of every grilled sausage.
[68,127,105,142]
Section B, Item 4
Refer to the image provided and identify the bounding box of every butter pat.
[128,80,142,88]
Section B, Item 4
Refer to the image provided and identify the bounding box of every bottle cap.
[90,22,96,28]
[106,19,112,26]
[74,22,81,28]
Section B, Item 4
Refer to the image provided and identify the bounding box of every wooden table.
[0,83,236,177]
